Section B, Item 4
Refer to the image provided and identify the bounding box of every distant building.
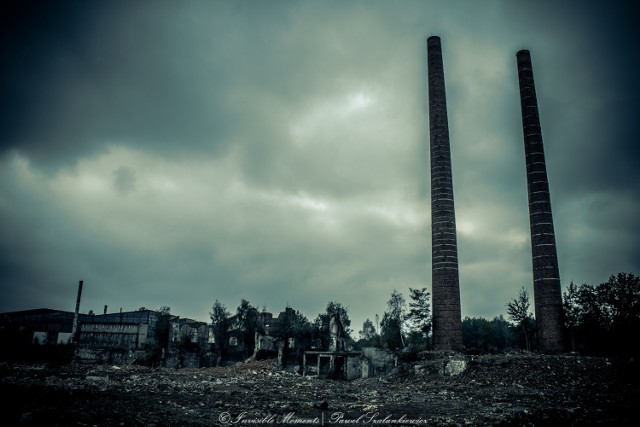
[0,308,77,345]
[79,309,164,351]
[0,307,212,365]
[171,317,210,347]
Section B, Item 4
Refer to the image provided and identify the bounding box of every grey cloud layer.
[1,0,638,327]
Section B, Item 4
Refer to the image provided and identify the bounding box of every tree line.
[461,272,639,355]
[491,272,639,355]
[563,272,639,355]
[208,299,356,362]
[205,272,638,358]
[3,272,636,365]
[297,272,640,356]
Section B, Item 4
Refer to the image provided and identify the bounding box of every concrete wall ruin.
[360,347,396,378]
[302,351,362,380]
[80,322,148,350]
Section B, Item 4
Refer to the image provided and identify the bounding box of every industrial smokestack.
[71,280,83,343]
[427,36,463,351]
[516,49,564,352]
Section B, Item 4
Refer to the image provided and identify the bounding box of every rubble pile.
[1,353,638,426]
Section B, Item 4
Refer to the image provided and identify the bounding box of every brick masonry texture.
[516,50,564,352]
[428,36,463,351]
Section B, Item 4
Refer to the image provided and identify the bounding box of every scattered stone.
[0,354,637,426]
[444,359,467,376]
[85,375,109,382]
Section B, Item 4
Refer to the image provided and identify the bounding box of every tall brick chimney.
[516,49,564,352]
[427,36,463,351]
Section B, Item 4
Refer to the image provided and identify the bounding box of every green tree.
[210,300,231,361]
[236,299,259,358]
[569,273,640,355]
[580,283,610,352]
[380,289,406,351]
[563,281,581,351]
[155,306,172,348]
[506,287,534,351]
[357,318,380,347]
[462,315,514,353]
[491,315,513,352]
[314,302,352,350]
[600,273,640,333]
[145,306,171,366]
[274,306,314,367]
[405,288,431,350]
[462,316,491,352]
[276,307,312,343]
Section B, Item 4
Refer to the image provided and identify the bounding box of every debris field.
[1,352,637,426]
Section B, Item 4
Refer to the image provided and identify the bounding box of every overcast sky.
[1,0,638,332]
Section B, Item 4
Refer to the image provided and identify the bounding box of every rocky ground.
[1,352,638,426]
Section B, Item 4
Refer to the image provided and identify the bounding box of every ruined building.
[516,50,564,351]
[77,309,211,365]
[0,307,214,365]
[0,308,76,346]
[302,313,380,380]
[427,36,464,351]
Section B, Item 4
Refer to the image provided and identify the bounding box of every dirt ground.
[1,352,638,426]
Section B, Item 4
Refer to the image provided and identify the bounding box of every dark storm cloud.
[505,0,640,289]
[1,1,395,169]
[1,1,298,169]
[504,0,640,193]
[1,1,117,164]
